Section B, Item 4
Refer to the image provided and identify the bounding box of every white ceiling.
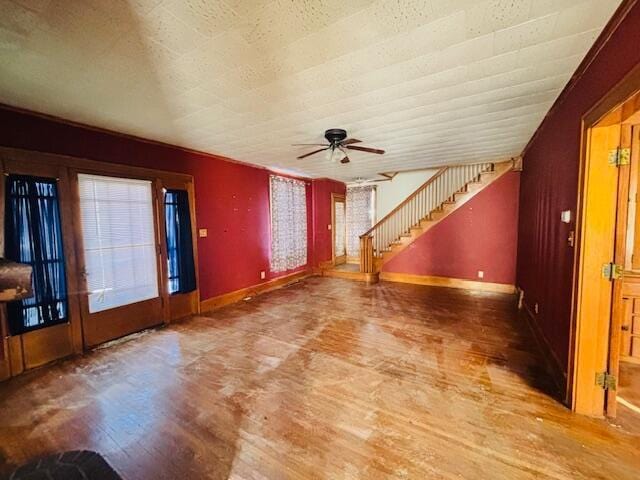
[0,0,622,181]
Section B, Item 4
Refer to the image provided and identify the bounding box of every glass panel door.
[4,175,68,334]
[76,173,163,346]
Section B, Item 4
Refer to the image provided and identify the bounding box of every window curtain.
[346,185,375,257]
[270,175,307,272]
[4,175,68,335]
[164,189,196,295]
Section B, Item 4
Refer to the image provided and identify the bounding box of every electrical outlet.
[198,228,208,238]
[260,271,266,280]
[534,303,539,314]
[477,270,484,279]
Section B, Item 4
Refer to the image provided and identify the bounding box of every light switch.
[561,210,571,223]
[328,224,332,230]
[199,228,208,238]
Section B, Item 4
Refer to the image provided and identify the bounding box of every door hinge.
[608,147,631,166]
[601,262,623,280]
[595,372,617,390]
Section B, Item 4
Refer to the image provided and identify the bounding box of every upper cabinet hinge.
[608,147,631,166]
[595,372,617,390]
[602,262,623,281]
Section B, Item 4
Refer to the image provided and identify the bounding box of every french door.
[73,173,165,347]
[332,193,346,265]
[0,157,82,375]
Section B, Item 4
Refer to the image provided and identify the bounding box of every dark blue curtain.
[4,175,68,335]
[164,190,196,294]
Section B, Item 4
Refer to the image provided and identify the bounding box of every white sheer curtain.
[270,175,307,272]
[346,185,375,257]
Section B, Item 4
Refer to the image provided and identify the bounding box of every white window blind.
[270,175,307,272]
[78,174,159,313]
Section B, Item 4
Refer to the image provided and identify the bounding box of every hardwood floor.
[0,277,638,479]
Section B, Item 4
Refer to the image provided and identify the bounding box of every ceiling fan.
[292,129,385,164]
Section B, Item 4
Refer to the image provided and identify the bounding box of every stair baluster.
[359,162,494,273]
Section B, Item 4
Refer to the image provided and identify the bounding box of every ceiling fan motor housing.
[324,128,347,144]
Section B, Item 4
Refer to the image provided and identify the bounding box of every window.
[78,174,159,313]
[269,175,307,272]
[346,185,376,257]
[4,175,68,334]
[164,189,196,294]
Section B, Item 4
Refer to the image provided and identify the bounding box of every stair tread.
[365,162,509,266]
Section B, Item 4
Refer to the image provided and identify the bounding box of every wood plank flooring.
[0,277,639,479]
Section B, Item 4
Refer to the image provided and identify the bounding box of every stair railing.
[359,162,493,273]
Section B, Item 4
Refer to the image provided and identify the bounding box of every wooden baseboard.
[379,272,516,294]
[520,300,567,397]
[200,270,313,313]
[321,269,379,284]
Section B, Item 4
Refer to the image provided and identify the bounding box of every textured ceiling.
[0,0,622,181]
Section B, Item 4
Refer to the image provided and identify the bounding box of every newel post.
[359,235,374,273]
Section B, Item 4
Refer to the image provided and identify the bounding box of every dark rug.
[8,451,122,480]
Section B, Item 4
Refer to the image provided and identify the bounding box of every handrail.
[360,167,448,238]
[358,162,493,267]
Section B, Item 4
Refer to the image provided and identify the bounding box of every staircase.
[359,159,517,277]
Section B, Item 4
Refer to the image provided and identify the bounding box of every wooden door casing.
[331,193,346,266]
[0,156,83,375]
[160,177,200,322]
[70,170,166,348]
[0,147,198,379]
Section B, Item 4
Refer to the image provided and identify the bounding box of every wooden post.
[359,236,373,273]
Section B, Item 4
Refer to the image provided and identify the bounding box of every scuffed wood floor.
[0,277,638,479]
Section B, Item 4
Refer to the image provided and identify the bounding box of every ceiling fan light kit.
[294,129,385,164]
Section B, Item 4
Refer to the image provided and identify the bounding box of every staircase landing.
[319,263,379,283]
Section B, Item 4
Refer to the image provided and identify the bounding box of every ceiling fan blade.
[291,143,330,146]
[297,147,329,159]
[340,138,362,146]
[345,145,385,155]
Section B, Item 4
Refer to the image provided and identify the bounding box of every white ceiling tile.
[0,0,623,181]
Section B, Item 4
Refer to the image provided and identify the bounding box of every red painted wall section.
[517,3,640,373]
[311,179,347,266]
[383,172,520,285]
[0,106,341,300]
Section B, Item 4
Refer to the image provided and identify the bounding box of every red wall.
[311,179,347,266]
[0,106,342,300]
[517,2,640,373]
[383,172,520,285]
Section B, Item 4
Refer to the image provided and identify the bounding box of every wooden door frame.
[161,177,201,321]
[331,193,346,266]
[69,168,168,348]
[0,146,199,378]
[569,63,640,417]
[0,153,84,377]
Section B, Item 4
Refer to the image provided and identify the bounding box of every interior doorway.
[331,193,346,266]
[572,69,640,424]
